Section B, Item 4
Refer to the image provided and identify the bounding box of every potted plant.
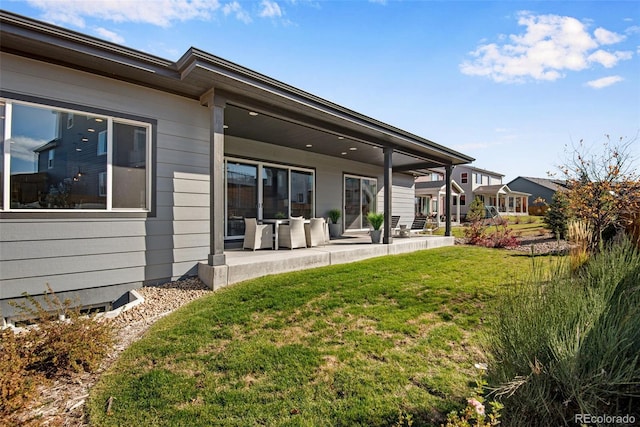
[367,212,385,243]
[328,209,342,238]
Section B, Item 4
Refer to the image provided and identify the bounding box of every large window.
[1,99,151,211]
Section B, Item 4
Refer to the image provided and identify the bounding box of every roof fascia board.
[180,50,473,164]
[0,10,175,73]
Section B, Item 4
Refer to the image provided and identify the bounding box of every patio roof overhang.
[0,10,474,173]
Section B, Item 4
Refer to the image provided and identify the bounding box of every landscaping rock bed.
[17,278,212,426]
[456,234,572,255]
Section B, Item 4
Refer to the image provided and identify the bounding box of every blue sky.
[4,0,639,182]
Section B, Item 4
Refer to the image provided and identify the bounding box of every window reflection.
[290,170,313,218]
[9,104,108,209]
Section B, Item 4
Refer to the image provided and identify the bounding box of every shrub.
[1,287,115,422]
[486,239,640,425]
[544,191,569,240]
[0,328,42,418]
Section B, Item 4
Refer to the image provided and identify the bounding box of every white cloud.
[259,0,282,18]
[626,25,640,35]
[588,49,633,68]
[222,1,252,23]
[26,0,222,28]
[94,27,125,44]
[460,11,633,83]
[8,136,49,165]
[594,27,625,44]
[586,75,623,89]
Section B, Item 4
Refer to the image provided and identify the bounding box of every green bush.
[544,191,569,239]
[486,239,640,425]
[366,211,385,230]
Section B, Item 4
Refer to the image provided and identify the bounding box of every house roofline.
[0,9,474,167]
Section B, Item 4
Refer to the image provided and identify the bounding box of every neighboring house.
[415,176,464,225]
[507,176,568,214]
[0,11,474,321]
[450,165,530,217]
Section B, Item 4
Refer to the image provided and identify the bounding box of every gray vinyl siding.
[0,53,210,311]
[508,178,555,206]
[1,52,423,316]
[391,174,416,228]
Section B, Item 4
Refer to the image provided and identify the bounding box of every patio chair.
[243,218,274,250]
[390,215,402,236]
[304,218,328,247]
[410,217,427,234]
[278,217,307,249]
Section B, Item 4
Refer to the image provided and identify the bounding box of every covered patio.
[177,50,474,288]
[474,184,530,215]
[200,233,454,289]
[415,179,465,226]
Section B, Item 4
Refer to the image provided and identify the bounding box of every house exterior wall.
[1,53,419,318]
[507,178,556,208]
[451,165,503,217]
[0,53,211,317]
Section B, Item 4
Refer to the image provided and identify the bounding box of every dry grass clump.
[567,220,593,271]
[1,286,114,425]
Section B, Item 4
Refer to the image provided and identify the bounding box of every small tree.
[558,135,640,250]
[464,197,487,244]
[544,191,569,239]
[467,197,486,222]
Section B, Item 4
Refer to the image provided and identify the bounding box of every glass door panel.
[226,162,257,237]
[361,178,377,228]
[262,166,289,219]
[290,170,313,218]
[344,176,361,230]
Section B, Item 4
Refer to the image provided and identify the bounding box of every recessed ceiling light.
[248,111,259,116]
[94,118,104,122]
[87,128,95,132]
[305,144,313,148]
[341,152,347,155]
[223,125,229,129]
[81,137,89,142]
[349,147,357,151]
[338,136,344,140]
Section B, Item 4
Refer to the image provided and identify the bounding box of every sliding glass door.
[344,175,377,230]
[262,166,288,219]
[226,162,258,237]
[225,158,315,238]
[290,170,313,218]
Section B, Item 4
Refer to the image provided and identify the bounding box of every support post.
[383,147,393,244]
[445,164,452,236]
[201,89,226,266]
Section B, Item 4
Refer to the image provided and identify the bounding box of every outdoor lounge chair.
[278,217,307,249]
[410,217,427,234]
[304,218,328,247]
[243,218,274,250]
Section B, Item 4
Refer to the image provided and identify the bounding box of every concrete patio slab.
[198,234,454,289]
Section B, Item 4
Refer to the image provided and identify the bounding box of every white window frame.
[1,98,152,212]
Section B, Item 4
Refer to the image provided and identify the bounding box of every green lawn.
[88,246,542,426]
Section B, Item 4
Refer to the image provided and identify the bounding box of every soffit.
[0,10,474,172]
